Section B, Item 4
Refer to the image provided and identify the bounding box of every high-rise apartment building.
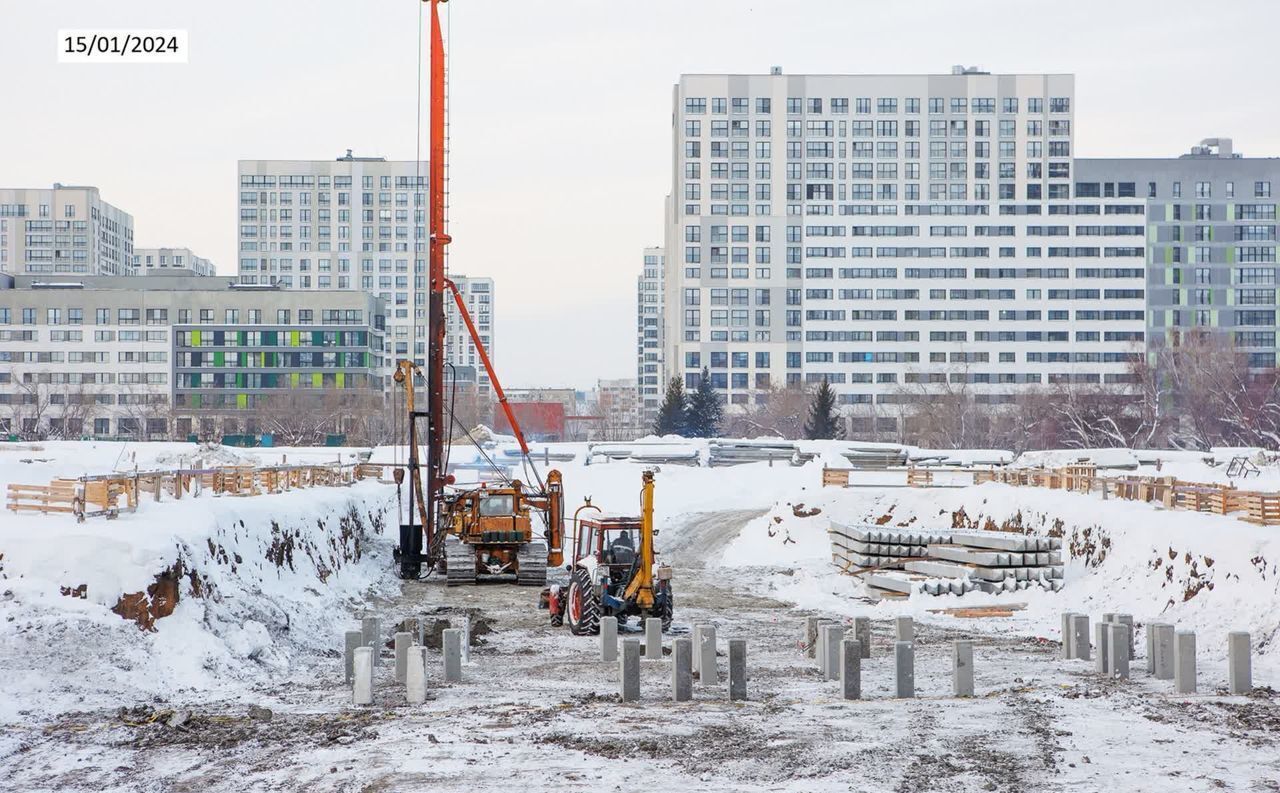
[637,246,664,429]
[0,184,134,277]
[443,274,495,397]
[664,68,1149,430]
[236,151,428,361]
[1078,139,1280,368]
[133,247,216,277]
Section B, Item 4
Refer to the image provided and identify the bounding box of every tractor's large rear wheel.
[565,568,600,636]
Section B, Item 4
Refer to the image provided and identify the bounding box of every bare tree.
[721,384,811,439]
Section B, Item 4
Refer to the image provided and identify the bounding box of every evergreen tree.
[685,367,724,438]
[804,377,845,440]
[653,376,688,436]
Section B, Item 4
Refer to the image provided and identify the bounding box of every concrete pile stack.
[905,532,1065,594]
[707,439,800,467]
[832,523,1065,599]
[830,524,952,572]
[840,445,909,470]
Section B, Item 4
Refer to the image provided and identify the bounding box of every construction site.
[3,2,1280,792]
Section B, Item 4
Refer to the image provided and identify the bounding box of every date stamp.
[58,29,188,63]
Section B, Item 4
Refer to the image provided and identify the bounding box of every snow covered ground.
[1,439,1278,791]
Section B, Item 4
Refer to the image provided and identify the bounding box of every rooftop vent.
[770,66,782,75]
[951,65,988,75]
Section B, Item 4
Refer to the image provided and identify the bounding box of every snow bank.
[716,476,1280,665]
[0,441,398,719]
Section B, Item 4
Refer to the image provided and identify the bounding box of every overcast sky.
[4,0,1279,388]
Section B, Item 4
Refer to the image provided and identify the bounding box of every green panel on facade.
[1226,246,1235,264]
[312,331,324,347]
[191,373,201,387]
[191,394,202,409]
[291,372,299,388]
[1227,290,1235,306]
[264,331,277,346]
[312,373,322,388]
[290,331,300,347]
[236,393,248,409]
[214,351,224,367]
[1163,247,1172,265]
[1165,204,1174,222]
[336,372,345,389]
[191,329,201,347]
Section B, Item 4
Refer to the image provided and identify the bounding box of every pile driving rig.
[393,0,563,587]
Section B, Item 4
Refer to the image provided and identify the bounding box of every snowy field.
[1,439,1278,791]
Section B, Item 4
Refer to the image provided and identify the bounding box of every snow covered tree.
[803,377,844,440]
[684,367,723,438]
[653,377,688,436]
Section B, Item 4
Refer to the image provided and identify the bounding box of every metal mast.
[425,0,451,557]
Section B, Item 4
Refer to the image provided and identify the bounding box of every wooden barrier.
[906,468,933,488]
[6,461,373,522]
[825,462,1280,527]
[822,467,851,487]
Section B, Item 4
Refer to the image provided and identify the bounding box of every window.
[1258,181,1273,198]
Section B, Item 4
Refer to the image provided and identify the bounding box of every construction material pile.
[707,439,801,467]
[829,522,1064,600]
[586,442,701,466]
[840,445,908,469]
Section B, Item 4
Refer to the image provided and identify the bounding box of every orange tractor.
[439,472,563,586]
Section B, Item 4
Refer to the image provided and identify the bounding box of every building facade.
[236,151,428,363]
[1078,140,1280,368]
[637,246,664,431]
[444,275,495,397]
[596,377,643,440]
[0,274,386,440]
[133,247,216,277]
[664,68,1151,430]
[0,184,134,277]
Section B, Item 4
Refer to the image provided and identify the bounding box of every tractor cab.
[573,514,643,571]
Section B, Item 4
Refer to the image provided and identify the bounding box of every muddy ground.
[3,510,1279,792]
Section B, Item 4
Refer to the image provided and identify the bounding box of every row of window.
[0,307,370,326]
[683,96,1069,116]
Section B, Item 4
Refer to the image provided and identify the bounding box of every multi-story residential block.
[1078,139,1280,368]
[443,275,495,397]
[664,67,1149,431]
[0,273,386,440]
[637,247,664,430]
[596,377,643,440]
[133,247,216,277]
[236,151,428,362]
[0,184,134,276]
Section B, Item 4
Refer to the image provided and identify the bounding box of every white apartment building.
[443,274,495,397]
[664,68,1147,430]
[636,246,664,428]
[0,184,134,277]
[236,151,429,361]
[133,247,216,276]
